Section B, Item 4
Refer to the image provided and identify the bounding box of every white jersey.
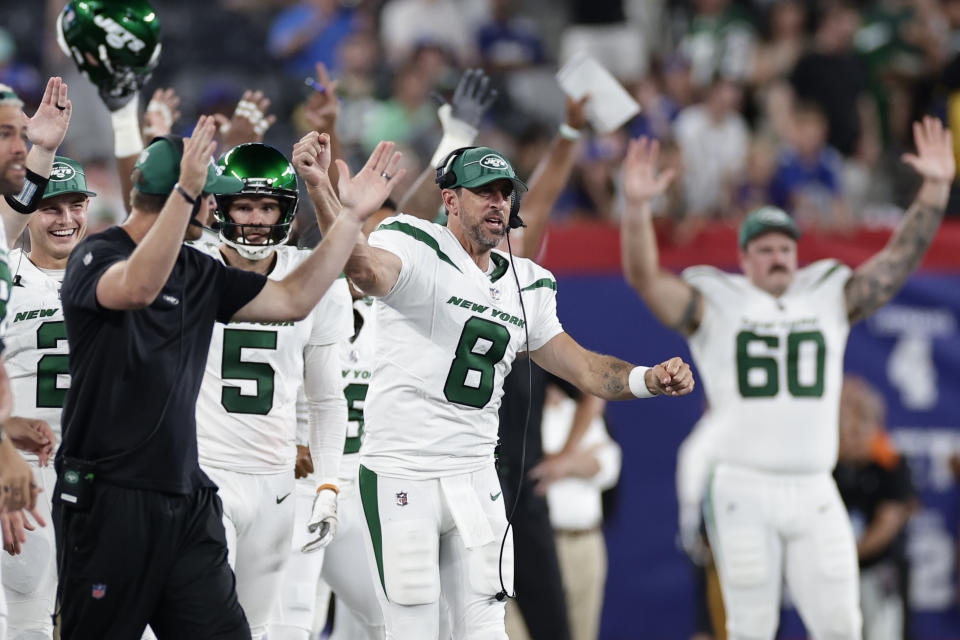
[3,250,68,458]
[195,243,352,473]
[362,214,564,478]
[683,259,852,473]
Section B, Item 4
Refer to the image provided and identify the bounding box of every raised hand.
[292,131,332,188]
[623,137,676,206]
[334,141,405,221]
[303,62,340,134]
[450,68,497,128]
[142,88,182,142]
[565,93,590,132]
[902,116,955,184]
[179,116,217,198]
[27,77,71,152]
[644,356,695,397]
[215,90,277,149]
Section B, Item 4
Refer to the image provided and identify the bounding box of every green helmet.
[215,143,299,260]
[56,0,162,110]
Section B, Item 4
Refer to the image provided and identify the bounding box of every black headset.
[435,146,525,230]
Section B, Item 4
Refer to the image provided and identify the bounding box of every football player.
[0,156,93,638]
[619,117,954,640]
[296,135,695,639]
[193,142,352,640]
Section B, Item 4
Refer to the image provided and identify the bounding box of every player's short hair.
[129,169,166,214]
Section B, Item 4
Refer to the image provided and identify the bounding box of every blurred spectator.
[675,0,755,88]
[361,62,436,156]
[769,102,851,228]
[790,2,879,157]
[673,75,748,218]
[380,0,477,65]
[731,136,776,219]
[267,0,359,78]
[630,75,681,142]
[476,0,547,73]
[750,0,808,89]
[560,0,648,83]
[834,375,916,640]
[538,386,620,640]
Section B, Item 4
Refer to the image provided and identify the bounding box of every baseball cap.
[738,206,801,249]
[446,147,528,194]
[42,156,97,199]
[133,136,243,196]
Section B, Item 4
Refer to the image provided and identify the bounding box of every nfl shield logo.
[489,286,501,301]
[91,584,107,599]
[395,492,408,507]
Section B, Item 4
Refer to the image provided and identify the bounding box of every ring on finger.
[380,172,392,180]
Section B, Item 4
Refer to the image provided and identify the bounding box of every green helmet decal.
[215,143,299,260]
[56,0,162,109]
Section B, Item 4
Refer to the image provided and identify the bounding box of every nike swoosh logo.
[276,493,291,504]
[490,491,501,501]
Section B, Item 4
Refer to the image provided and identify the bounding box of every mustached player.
[620,118,954,640]
[193,142,352,640]
[297,134,695,639]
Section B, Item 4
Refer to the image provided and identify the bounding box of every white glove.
[301,487,339,553]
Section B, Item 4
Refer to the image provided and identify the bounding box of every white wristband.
[110,94,144,158]
[628,366,655,398]
[558,123,581,141]
[430,104,479,167]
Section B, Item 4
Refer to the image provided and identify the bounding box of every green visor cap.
[738,206,801,249]
[448,147,528,194]
[43,156,97,199]
[133,137,244,195]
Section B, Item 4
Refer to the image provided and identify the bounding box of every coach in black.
[53,117,395,638]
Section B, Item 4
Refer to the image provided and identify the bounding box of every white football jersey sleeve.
[196,244,353,473]
[683,259,852,473]
[361,214,563,478]
[3,249,68,458]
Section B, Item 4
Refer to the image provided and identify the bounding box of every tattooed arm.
[845,117,955,323]
[530,332,695,400]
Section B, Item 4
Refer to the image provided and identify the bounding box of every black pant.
[53,483,249,640]
[501,474,572,640]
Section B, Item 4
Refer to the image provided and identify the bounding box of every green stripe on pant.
[358,464,385,591]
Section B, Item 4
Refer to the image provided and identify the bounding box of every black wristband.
[4,168,50,214]
[174,182,197,206]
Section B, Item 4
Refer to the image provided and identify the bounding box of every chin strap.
[221,234,281,261]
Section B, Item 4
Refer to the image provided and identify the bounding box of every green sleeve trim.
[489,253,509,283]
[359,465,385,591]
[377,221,461,272]
[811,262,844,289]
[520,278,557,292]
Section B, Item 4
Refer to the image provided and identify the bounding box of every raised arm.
[293,134,404,298]
[530,332,694,401]
[1,77,71,247]
[513,95,588,259]
[845,116,955,323]
[620,137,703,335]
[234,141,405,321]
[96,116,217,310]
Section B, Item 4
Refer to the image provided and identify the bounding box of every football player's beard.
[466,217,504,250]
[0,158,24,195]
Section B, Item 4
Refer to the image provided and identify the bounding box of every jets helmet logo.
[50,162,76,182]
[479,154,508,170]
[93,14,146,52]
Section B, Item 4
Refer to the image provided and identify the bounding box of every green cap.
[445,147,527,194]
[133,137,243,196]
[738,206,801,249]
[42,156,97,200]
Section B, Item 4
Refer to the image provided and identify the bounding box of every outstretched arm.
[530,332,694,400]
[294,133,404,298]
[845,117,955,323]
[1,77,71,247]
[235,142,405,320]
[620,138,703,335]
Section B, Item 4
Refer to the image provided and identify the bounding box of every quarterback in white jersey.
[297,138,695,640]
[620,120,954,640]
[194,142,352,640]
[0,154,92,639]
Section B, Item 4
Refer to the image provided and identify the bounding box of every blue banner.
[554,273,960,639]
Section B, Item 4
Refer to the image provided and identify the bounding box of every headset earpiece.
[434,146,476,190]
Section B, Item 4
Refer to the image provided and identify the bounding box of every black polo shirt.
[57,226,267,494]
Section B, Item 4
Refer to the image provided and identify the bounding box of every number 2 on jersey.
[736,330,825,398]
[37,321,69,408]
[221,329,277,414]
[444,316,510,408]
